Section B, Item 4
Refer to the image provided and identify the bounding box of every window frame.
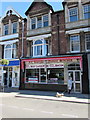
[83,4,90,19]
[70,34,80,53]
[12,22,17,34]
[4,43,16,59]
[43,14,49,27]
[85,33,90,51]
[31,17,36,30]
[4,24,9,35]
[30,14,49,30]
[69,7,78,22]
[32,39,48,57]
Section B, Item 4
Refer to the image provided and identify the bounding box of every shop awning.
[21,56,82,70]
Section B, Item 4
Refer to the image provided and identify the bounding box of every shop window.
[12,22,17,34]
[4,43,16,59]
[25,68,64,84]
[70,35,80,52]
[4,24,9,35]
[85,33,90,51]
[32,39,48,57]
[47,68,64,84]
[26,69,39,83]
[83,4,90,19]
[69,7,78,22]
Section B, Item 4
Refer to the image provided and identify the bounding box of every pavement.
[0,87,90,104]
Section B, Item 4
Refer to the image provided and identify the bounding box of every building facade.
[19,0,88,93]
[0,8,23,88]
[63,0,90,93]
[0,0,89,93]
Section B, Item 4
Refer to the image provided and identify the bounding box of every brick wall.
[51,10,67,55]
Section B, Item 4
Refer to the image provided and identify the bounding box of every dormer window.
[83,4,90,19]
[69,7,78,22]
[43,15,48,27]
[31,14,49,30]
[37,16,42,28]
[4,24,9,35]
[12,22,17,34]
[31,18,36,29]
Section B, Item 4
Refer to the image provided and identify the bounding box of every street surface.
[0,92,89,118]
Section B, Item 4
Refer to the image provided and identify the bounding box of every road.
[0,92,88,118]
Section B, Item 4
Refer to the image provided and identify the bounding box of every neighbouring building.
[63,0,90,93]
[19,0,87,93]
[0,8,24,88]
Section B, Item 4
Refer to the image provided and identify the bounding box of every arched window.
[4,43,16,59]
[32,39,48,57]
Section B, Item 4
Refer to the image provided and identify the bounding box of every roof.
[25,0,54,16]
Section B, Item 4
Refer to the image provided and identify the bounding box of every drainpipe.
[21,19,24,58]
[57,14,60,54]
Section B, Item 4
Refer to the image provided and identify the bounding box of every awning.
[21,56,82,70]
[0,39,18,45]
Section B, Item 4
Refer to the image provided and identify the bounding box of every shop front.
[0,59,20,88]
[20,55,83,93]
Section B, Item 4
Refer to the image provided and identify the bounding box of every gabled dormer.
[25,0,54,34]
[1,7,22,37]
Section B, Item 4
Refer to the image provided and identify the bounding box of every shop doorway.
[3,67,12,87]
[68,70,82,93]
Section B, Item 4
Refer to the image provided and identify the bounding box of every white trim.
[27,34,51,41]
[0,39,18,45]
[0,33,18,41]
[66,27,90,34]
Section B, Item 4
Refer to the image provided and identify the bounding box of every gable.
[25,1,54,16]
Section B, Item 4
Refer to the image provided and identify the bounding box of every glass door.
[68,70,81,93]
[8,67,12,87]
[40,68,47,83]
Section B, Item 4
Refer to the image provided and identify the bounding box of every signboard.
[28,77,38,83]
[26,63,64,69]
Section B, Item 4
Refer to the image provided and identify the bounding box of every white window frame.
[85,33,90,51]
[83,4,90,19]
[4,24,9,35]
[31,17,36,30]
[70,34,80,53]
[12,22,17,34]
[32,39,48,57]
[43,14,49,27]
[30,14,49,30]
[4,43,16,59]
[69,7,78,22]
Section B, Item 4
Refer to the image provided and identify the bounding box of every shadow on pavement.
[1,87,89,100]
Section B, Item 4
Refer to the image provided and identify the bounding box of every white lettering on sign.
[26,63,64,69]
